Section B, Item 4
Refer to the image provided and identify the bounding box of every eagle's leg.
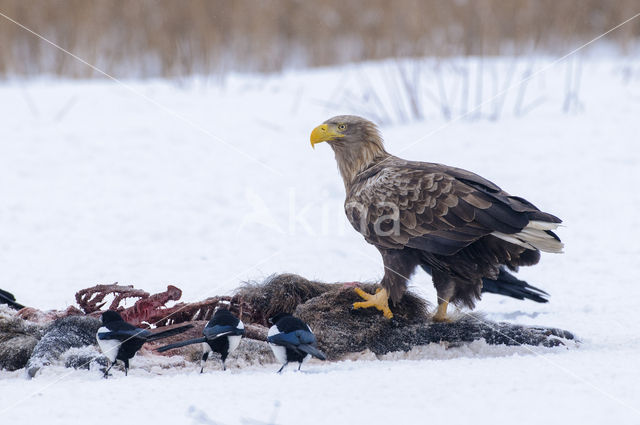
[352,249,420,319]
[353,287,393,319]
[432,299,450,322]
[432,271,455,322]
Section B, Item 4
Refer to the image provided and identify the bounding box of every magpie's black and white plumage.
[0,288,24,310]
[157,308,245,372]
[267,313,326,373]
[96,310,193,378]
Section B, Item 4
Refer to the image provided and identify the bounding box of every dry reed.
[0,0,638,78]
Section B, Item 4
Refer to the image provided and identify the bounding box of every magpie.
[96,310,193,378]
[0,288,24,310]
[156,308,245,372]
[267,313,326,373]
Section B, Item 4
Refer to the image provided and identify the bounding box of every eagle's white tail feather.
[492,221,564,253]
[527,220,561,231]
[491,232,536,250]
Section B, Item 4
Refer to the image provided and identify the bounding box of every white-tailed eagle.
[310,115,563,321]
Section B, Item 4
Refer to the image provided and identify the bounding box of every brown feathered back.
[345,157,562,257]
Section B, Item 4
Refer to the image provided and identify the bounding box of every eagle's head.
[310,115,389,186]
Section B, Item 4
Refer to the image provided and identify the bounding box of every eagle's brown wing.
[345,161,560,256]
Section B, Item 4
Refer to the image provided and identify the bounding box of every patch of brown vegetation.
[1,0,638,77]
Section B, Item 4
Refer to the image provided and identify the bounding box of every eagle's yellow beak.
[310,124,344,149]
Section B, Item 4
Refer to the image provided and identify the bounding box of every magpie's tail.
[0,289,24,310]
[147,324,194,342]
[156,336,207,352]
[297,344,326,361]
[481,267,549,303]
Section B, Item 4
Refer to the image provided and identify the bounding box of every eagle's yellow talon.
[352,287,393,319]
[432,301,450,322]
[353,287,372,300]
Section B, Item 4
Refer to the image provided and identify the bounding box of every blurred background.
[1,0,639,78]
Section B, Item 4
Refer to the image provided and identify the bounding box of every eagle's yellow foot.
[432,301,451,322]
[353,287,393,319]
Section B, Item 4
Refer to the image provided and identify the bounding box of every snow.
[1,57,640,424]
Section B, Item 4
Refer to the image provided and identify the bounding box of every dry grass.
[0,0,639,77]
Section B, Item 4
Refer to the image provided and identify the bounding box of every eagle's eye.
[338,124,347,131]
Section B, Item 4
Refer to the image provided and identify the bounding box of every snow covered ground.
[1,57,640,424]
